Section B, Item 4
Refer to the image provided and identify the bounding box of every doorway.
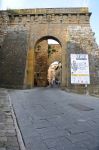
[34,36,62,87]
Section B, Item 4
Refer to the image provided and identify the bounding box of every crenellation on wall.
[3,7,89,15]
[0,8,91,25]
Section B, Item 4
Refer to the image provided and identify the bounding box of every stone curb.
[8,94,26,150]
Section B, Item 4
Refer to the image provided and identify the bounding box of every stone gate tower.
[0,8,99,94]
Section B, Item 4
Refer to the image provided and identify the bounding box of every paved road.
[9,88,99,150]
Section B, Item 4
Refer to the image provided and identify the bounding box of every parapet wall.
[0,7,91,25]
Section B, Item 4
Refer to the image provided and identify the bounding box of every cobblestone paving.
[0,89,20,150]
[9,88,99,150]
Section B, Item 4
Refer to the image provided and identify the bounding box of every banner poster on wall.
[71,54,90,84]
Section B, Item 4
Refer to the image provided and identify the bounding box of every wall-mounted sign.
[71,54,90,84]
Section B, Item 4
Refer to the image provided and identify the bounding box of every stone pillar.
[24,23,34,88]
[24,49,34,88]
[61,44,67,88]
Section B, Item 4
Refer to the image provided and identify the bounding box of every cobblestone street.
[0,88,21,150]
[9,88,99,150]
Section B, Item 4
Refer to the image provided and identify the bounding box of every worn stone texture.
[0,89,20,150]
[66,25,99,93]
[0,8,99,94]
[34,40,48,86]
[48,44,61,65]
[9,88,99,150]
[0,27,28,88]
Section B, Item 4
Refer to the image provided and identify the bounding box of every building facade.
[0,8,99,94]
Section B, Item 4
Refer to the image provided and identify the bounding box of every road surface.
[9,88,99,150]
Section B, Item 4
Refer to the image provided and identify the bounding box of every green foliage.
[48,45,56,57]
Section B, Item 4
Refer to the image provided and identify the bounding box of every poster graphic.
[71,54,90,84]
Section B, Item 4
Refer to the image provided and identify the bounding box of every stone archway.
[34,36,62,87]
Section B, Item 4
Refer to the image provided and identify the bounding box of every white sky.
[0,0,89,9]
[48,39,59,44]
[0,0,99,45]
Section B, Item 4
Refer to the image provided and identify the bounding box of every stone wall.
[66,25,99,94]
[48,44,62,65]
[0,12,7,47]
[0,27,28,88]
[34,40,48,86]
[0,8,99,93]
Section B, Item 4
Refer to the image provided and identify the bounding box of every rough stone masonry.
[0,8,99,94]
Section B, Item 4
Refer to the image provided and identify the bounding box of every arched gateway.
[0,8,99,94]
[33,36,62,87]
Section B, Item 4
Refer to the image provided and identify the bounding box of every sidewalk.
[0,88,24,150]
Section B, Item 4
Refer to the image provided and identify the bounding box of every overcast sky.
[0,0,99,45]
